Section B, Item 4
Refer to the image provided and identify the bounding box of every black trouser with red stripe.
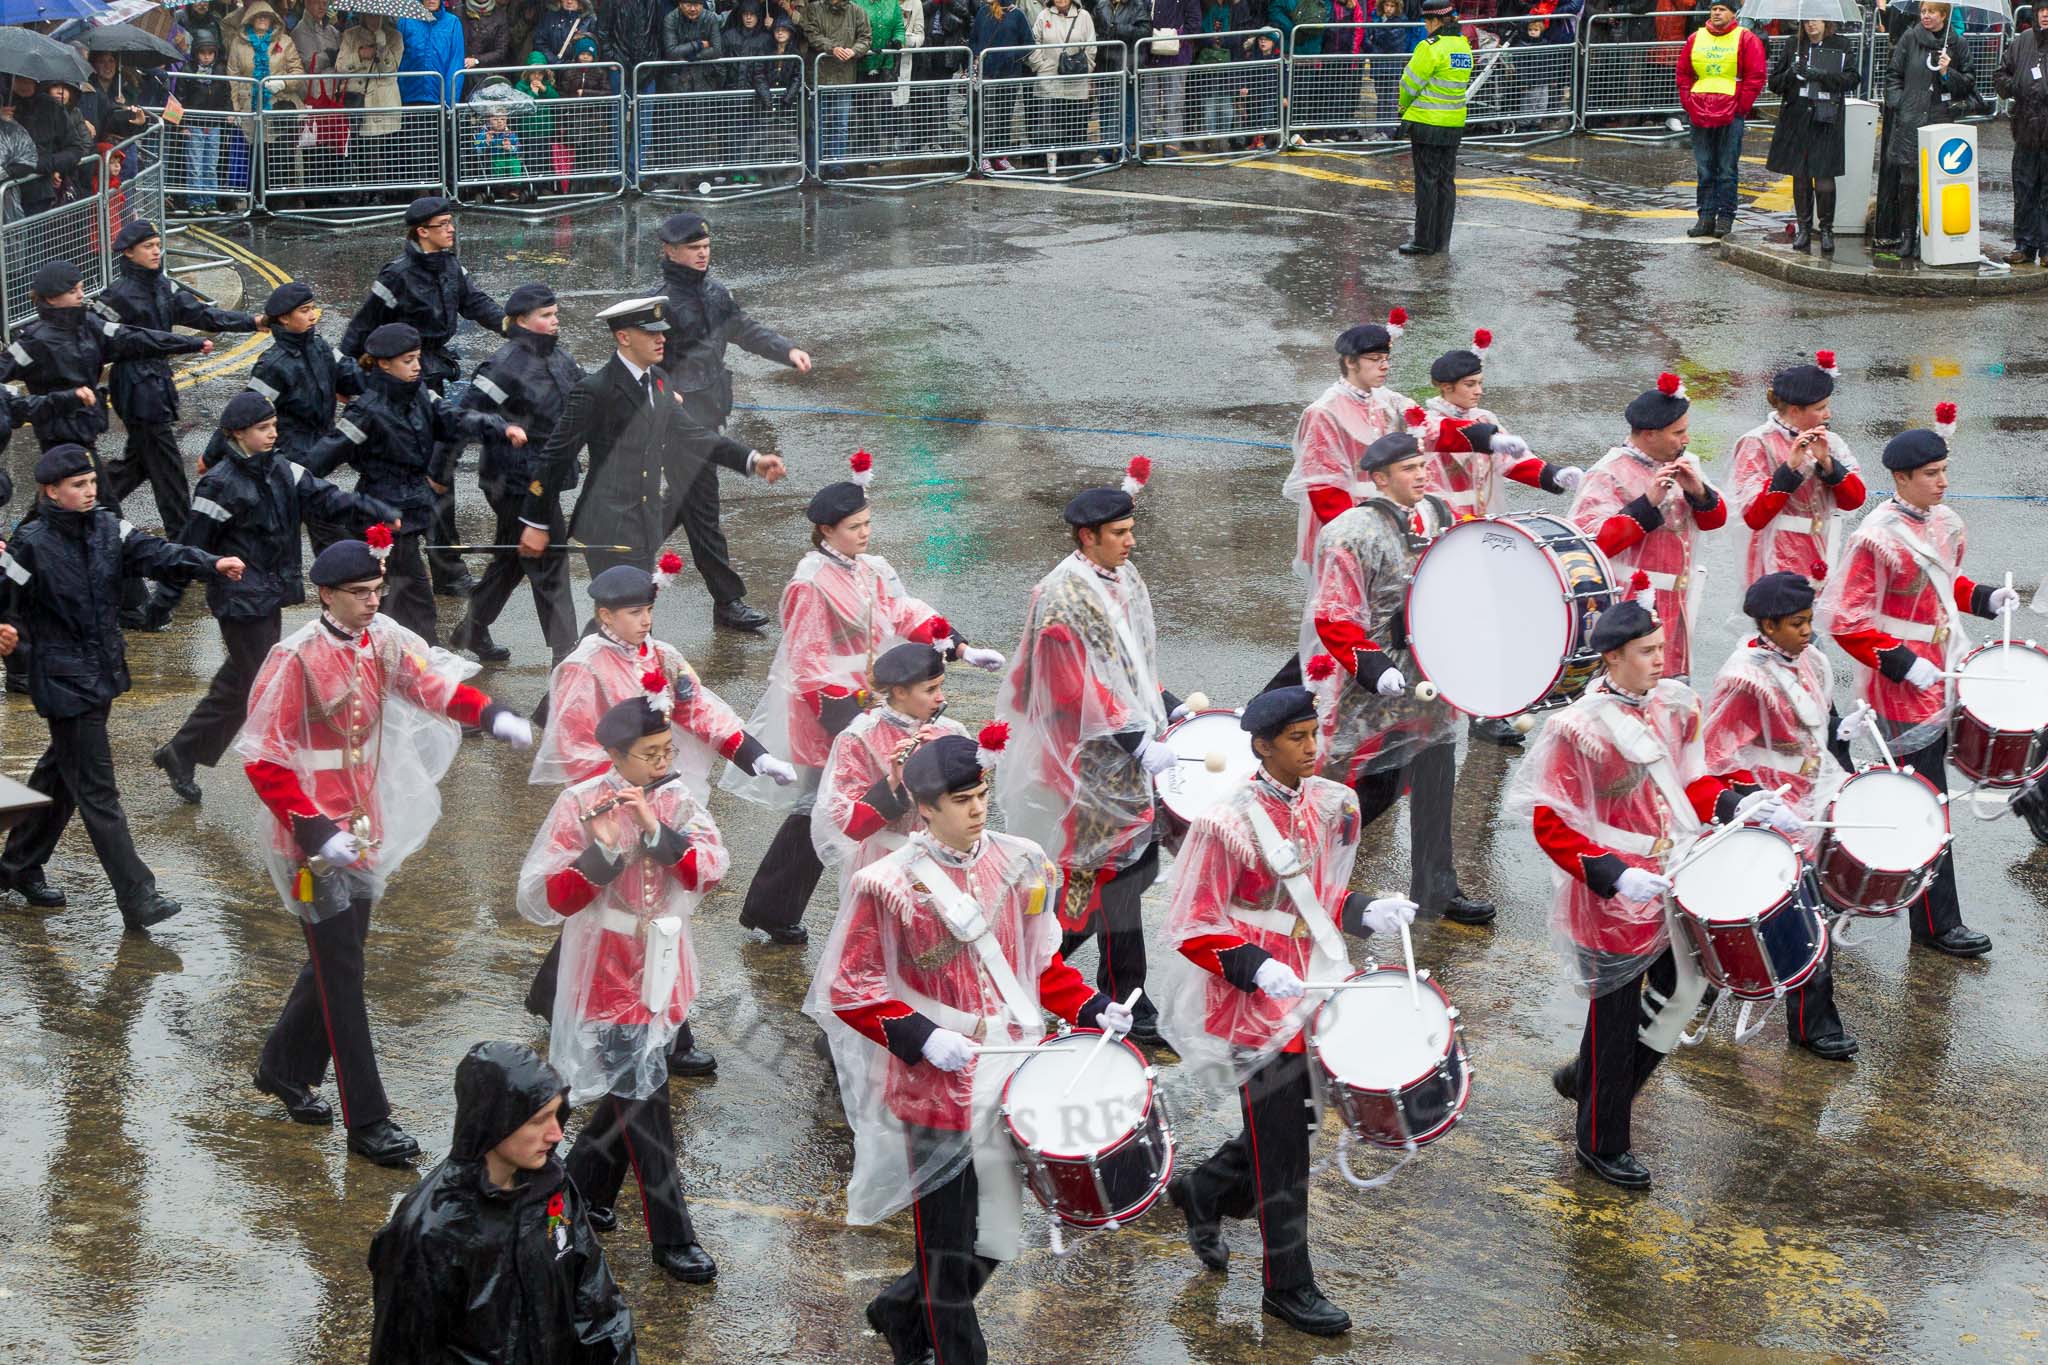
[1351,740,1458,908]
[258,885,390,1131]
[1058,839,1162,1032]
[1893,733,1963,940]
[1180,1048,1315,1292]
[867,1124,999,1365]
[1577,948,1677,1157]
[566,1050,696,1248]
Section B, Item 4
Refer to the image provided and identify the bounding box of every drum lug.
[1416,969,1432,982]
[1444,1005,1460,1020]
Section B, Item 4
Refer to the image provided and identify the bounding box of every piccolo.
[577,771,683,822]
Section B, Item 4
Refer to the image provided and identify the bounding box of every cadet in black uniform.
[653,212,812,632]
[0,445,246,930]
[148,391,398,806]
[249,280,363,464]
[338,196,506,598]
[98,219,259,538]
[444,283,585,667]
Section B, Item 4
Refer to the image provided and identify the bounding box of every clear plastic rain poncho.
[802,832,1062,1239]
[1307,501,1459,783]
[994,552,1168,883]
[1419,394,1516,518]
[721,548,942,812]
[1157,771,1364,1089]
[1701,637,1847,836]
[809,707,966,888]
[1817,498,1971,757]
[515,770,729,1104]
[1503,678,1717,997]
[1729,416,1861,590]
[529,632,747,802]
[1569,447,1723,680]
[1282,379,1412,581]
[235,615,477,923]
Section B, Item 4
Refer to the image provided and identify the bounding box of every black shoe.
[1817,226,1835,255]
[1913,925,1992,958]
[1551,1059,1579,1101]
[451,620,511,662]
[1167,1173,1227,1270]
[1126,1017,1164,1048]
[865,1297,921,1365]
[1575,1146,1652,1189]
[739,907,809,944]
[653,1241,718,1283]
[9,875,66,908]
[1395,241,1433,256]
[1470,715,1525,747]
[1436,891,1496,926]
[1714,215,1734,237]
[1790,221,1812,254]
[1794,1031,1859,1060]
[348,1118,421,1167]
[254,1069,334,1125]
[1872,237,1903,253]
[1686,213,1715,238]
[668,1046,718,1078]
[713,599,770,633]
[123,894,183,932]
[154,743,202,804]
[1261,1283,1351,1337]
[586,1205,618,1232]
[433,574,478,599]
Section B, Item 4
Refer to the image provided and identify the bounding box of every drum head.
[1957,643,2048,732]
[1004,1036,1148,1157]
[1832,769,1947,870]
[1313,972,1453,1089]
[1406,518,1572,718]
[1673,827,1800,921]
[1156,710,1257,825]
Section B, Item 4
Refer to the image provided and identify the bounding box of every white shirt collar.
[616,352,651,386]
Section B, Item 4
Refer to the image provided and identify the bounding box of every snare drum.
[1310,965,1470,1149]
[1000,1032,1174,1229]
[1815,766,1949,917]
[1948,641,2048,788]
[1671,826,1825,999]
[1153,708,1257,849]
[1404,513,1618,718]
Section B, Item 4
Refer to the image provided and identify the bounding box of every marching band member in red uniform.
[997,462,1194,1045]
[811,641,966,888]
[1702,571,1856,1058]
[238,539,534,1167]
[1158,684,1415,1339]
[1307,431,1494,925]
[518,695,729,1284]
[726,452,1001,946]
[1569,373,1729,680]
[1730,356,1865,591]
[1819,417,2018,958]
[807,730,1131,1365]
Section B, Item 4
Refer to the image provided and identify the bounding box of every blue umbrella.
[0,0,103,23]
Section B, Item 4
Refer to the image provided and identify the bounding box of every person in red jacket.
[1676,0,1766,238]
[1729,356,1865,592]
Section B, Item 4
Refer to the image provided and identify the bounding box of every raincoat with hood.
[530,632,761,795]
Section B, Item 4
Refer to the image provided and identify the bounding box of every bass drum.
[1153,707,1256,852]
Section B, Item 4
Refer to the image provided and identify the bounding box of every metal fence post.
[1134,27,1284,164]
[973,41,1128,180]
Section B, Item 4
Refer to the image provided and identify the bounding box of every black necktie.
[641,372,656,408]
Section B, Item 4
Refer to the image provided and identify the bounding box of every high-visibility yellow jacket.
[1399,31,1472,129]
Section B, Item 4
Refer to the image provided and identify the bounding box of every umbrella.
[469,79,534,108]
[82,22,186,67]
[0,25,93,86]
[1741,0,1856,20]
[332,0,435,19]
[0,0,100,23]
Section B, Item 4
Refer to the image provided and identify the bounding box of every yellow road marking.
[171,225,290,391]
[1241,156,1792,221]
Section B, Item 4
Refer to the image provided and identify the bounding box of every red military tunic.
[1730,416,1865,589]
[1416,396,1569,519]
[1821,498,1987,730]
[530,632,752,789]
[1570,446,1729,679]
[1702,637,1844,824]
[1283,379,1414,576]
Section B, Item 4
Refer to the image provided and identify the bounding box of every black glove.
[3,161,35,182]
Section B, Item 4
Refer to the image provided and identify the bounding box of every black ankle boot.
[1816,192,1836,253]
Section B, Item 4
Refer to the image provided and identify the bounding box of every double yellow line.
[171,225,293,392]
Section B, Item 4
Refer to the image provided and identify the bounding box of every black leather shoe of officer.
[1551,1059,1579,1101]
[123,894,183,932]
[154,743,203,804]
[1395,241,1434,256]
[668,1046,718,1078]
[434,574,478,599]
[653,1242,718,1283]
[1914,925,1992,958]
[1576,1147,1652,1189]
[8,874,67,908]
[713,599,770,633]
[1470,715,1526,747]
[1437,891,1496,926]
[1261,1283,1351,1337]
[586,1205,617,1232]
[254,1069,333,1125]
[450,619,512,662]
[348,1119,422,1167]
[1794,1031,1859,1061]
[1168,1173,1227,1270]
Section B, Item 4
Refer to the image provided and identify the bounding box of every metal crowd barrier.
[454,62,625,213]
[145,73,261,221]
[1866,27,2008,120]
[1135,28,1284,164]
[974,40,1126,181]
[0,124,168,335]
[814,48,973,188]
[107,123,166,245]
[1287,25,1421,155]
[258,69,449,223]
[1576,10,1715,141]
[631,56,804,201]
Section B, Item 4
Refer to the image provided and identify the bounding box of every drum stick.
[1934,672,2027,683]
[1802,821,1889,830]
[969,1045,1047,1056]
[1176,753,1229,772]
[1851,702,1900,773]
[2004,571,2014,658]
[1410,681,1439,702]
[1062,988,1144,1097]
[1397,919,1422,1013]
[1666,784,1793,878]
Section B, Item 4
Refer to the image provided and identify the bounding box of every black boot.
[1790,182,1812,253]
[1686,212,1715,238]
[1816,190,1836,254]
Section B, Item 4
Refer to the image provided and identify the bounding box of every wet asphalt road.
[3,133,2048,1364]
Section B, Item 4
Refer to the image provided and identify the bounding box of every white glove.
[1554,465,1585,493]
[1375,666,1407,697]
[1836,712,1866,744]
[1750,793,1805,837]
[491,711,535,748]
[1169,701,1192,723]
[317,830,362,868]
[1988,586,2020,616]
[1905,657,1942,691]
[756,754,798,786]
[1098,999,1135,1035]
[960,645,1005,672]
[1490,432,1530,458]
[1135,734,1179,776]
[1253,958,1305,1000]
[1361,896,1419,937]
[920,1027,976,1072]
[1614,867,1671,905]
[264,77,284,93]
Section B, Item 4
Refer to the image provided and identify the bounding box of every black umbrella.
[332,0,435,18]
[0,26,93,87]
[82,22,187,68]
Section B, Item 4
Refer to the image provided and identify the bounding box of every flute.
[577,771,684,822]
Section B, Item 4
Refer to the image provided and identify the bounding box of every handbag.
[1056,13,1088,73]
[1149,24,1180,56]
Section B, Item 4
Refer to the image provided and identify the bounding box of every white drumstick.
[1061,988,1143,1097]
[1802,821,1890,830]
[1176,753,1229,772]
[1935,672,2026,682]
[1852,702,1900,773]
[1184,691,1210,712]
[2004,571,2014,659]
[969,1045,1048,1056]
[1398,918,1421,1013]
[1666,783,1793,878]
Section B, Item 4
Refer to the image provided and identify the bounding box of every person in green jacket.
[1396,0,1469,255]
[852,0,904,164]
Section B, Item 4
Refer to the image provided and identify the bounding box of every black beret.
[1420,0,1456,13]
[31,259,82,298]
[364,322,422,358]
[262,280,315,317]
[1624,389,1690,432]
[1240,687,1318,741]
[220,390,275,431]
[1882,428,1947,471]
[1771,363,1833,408]
[1361,430,1421,472]
[1590,599,1661,655]
[33,443,93,483]
[505,282,556,316]
[310,539,384,587]
[1335,324,1392,357]
[903,734,985,802]
[807,480,868,527]
[1430,348,1483,385]
[1062,486,1134,529]
[1743,570,1816,623]
[596,696,669,751]
[873,642,945,689]
[588,564,657,608]
[659,212,710,244]
[404,195,456,226]
[113,219,161,252]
